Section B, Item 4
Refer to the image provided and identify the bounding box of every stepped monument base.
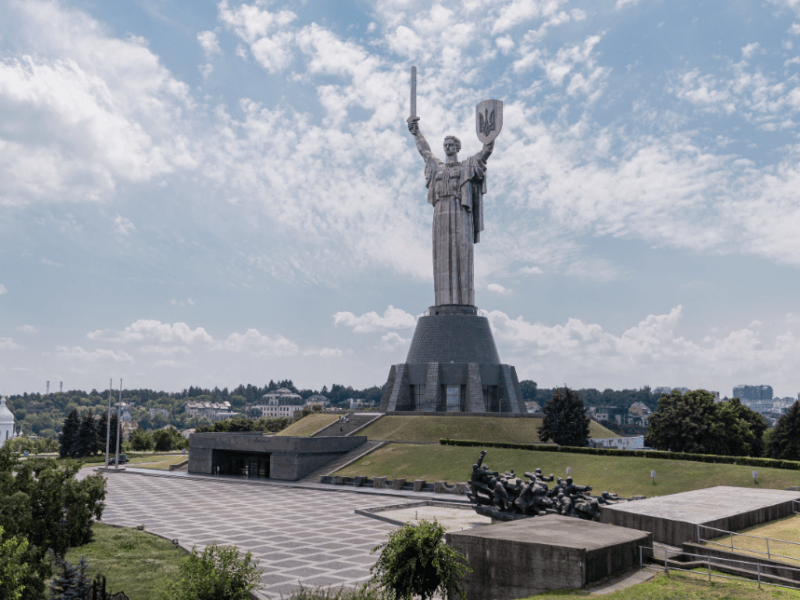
[380,305,525,414]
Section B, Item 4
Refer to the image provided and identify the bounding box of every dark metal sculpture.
[468,450,622,521]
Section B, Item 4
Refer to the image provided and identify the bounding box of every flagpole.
[105,378,112,467]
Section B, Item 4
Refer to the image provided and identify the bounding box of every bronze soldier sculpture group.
[468,451,621,521]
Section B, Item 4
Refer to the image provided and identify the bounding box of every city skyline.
[2,0,800,396]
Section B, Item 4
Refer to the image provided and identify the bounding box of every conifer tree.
[767,401,800,461]
[537,386,591,447]
[49,556,92,600]
[59,410,81,458]
[74,411,99,458]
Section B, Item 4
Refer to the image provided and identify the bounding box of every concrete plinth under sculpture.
[445,515,652,600]
[380,306,525,413]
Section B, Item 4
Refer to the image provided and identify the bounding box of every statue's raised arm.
[407,116,434,162]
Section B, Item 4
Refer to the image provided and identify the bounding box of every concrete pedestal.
[379,306,525,413]
[445,515,651,600]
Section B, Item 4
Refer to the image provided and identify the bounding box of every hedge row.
[439,439,800,471]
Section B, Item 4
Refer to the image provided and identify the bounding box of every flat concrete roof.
[603,486,800,525]
[448,514,648,550]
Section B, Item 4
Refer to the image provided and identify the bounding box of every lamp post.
[105,378,112,468]
[114,378,122,470]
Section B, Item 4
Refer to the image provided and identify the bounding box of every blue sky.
[2,0,800,398]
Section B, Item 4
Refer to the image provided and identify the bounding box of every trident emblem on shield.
[476,99,503,144]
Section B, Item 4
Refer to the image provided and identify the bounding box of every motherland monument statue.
[379,67,525,414]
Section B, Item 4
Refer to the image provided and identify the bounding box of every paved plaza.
[94,470,407,599]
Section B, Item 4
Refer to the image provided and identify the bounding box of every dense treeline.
[532,385,657,411]
[6,379,384,438]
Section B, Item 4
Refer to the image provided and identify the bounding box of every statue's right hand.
[407,116,420,135]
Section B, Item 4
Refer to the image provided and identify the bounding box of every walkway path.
[93,469,402,599]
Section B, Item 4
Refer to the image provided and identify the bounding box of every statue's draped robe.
[422,146,491,306]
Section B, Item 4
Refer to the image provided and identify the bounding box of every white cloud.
[0,284,6,295]
[40,258,62,267]
[615,0,643,9]
[303,347,344,357]
[520,266,543,275]
[790,23,800,35]
[489,306,800,391]
[487,283,512,295]
[53,346,133,362]
[333,306,417,333]
[565,258,625,282]
[113,214,135,237]
[197,30,221,57]
[377,332,409,352]
[218,0,297,73]
[219,328,298,357]
[0,337,21,350]
[491,0,569,35]
[87,320,213,344]
[16,324,36,333]
[742,42,763,59]
[0,0,195,207]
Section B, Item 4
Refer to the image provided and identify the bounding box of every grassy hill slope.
[333,444,800,498]
[276,413,340,436]
[357,415,618,444]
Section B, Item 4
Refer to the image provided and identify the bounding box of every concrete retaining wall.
[188,433,366,481]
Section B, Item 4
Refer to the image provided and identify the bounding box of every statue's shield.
[476,99,503,144]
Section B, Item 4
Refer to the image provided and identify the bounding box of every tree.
[73,411,99,458]
[537,386,591,447]
[0,526,30,600]
[152,427,185,451]
[520,380,537,403]
[767,401,800,460]
[48,556,92,600]
[0,445,106,600]
[715,399,767,457]
[370,520,471,600]
[645,390,718,453]
[157,542,262,600]
[59,409,81,458]
[129,427,154,452]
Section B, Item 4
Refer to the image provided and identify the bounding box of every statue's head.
[443,135,461,157]
[534,468,542,474]
[566,477,573,484]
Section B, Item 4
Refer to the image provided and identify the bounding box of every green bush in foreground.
[370,520,470,600]
[0,526,30,600]
[157,542,262,600]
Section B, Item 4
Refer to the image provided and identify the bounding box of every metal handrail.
[643,545,800,591]
[696,523,800,562]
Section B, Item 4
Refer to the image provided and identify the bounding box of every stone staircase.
[312,412,384,437]
[299,439,386,483]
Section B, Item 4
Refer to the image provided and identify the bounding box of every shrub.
[0,526,30,600]
[370,520,470,600]
[157,542,262,600]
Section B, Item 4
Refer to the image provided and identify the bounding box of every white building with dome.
[0,396,17,448]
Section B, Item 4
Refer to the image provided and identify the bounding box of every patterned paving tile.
[88,470,410,599]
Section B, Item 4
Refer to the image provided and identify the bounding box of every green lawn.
[519,571,800,599]
[355,416,618,444]
[277,413,342,436]
[62,523,187,600]
[703,514,800,564]
[333,444,800,497]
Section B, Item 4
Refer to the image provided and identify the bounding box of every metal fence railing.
[641,545,800,591]
[696,523,800,563]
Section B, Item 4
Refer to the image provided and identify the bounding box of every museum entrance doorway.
[211,449,271,478]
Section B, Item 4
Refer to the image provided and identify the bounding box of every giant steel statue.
[406,65,503,307]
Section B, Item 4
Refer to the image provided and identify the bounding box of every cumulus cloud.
[489,306,800,392]
[87,320,213,344]
[377,331,409,352]
[487,283,512,295]
[333,306,417,333]
[219,328,298,356]
[0,337,21,350]
[197,30,222,57]
[113,214,136,237]
[53,346,133,362]
[302,347,344,357]
[0,284,6,295]
[16,324,36,333]
[615,0,643,8]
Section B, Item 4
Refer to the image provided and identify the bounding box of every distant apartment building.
[148,407,170,418]
[589,406,627,424]
[733,385,773,402]
[305,394,330,407]
[652,387,690,396]
[184,400,235,422]
[252,388,304,419]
